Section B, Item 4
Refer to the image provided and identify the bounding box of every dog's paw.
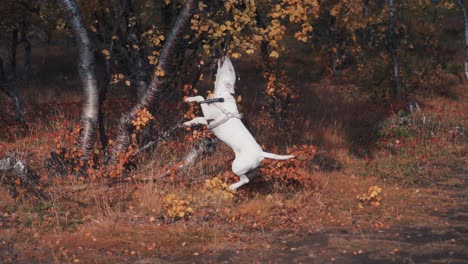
[228,176,250,191]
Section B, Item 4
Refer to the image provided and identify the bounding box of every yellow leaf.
[225,2,231,12]
[156,69,166,77]
[232,52,241,59]
[125,80,131,86]
[269,51,280,58]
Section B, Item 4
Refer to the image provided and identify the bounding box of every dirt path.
[135,167,467,264]
[223,172,467,263]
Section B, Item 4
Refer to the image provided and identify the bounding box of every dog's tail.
[261,151,295,160]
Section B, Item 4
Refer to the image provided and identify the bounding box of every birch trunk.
[111,0,197,161]
[59,0,99,159]
[387,0,403,100]
[456,0,468,81]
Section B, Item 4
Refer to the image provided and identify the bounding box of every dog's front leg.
[183,117,208,127]
[185,96,205,103]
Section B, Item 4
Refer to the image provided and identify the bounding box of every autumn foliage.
[0,1,466,262]
[260,145,318,188]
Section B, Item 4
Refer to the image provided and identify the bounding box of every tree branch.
[111,0,198,161]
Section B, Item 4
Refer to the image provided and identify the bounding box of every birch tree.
[58,0,99,159]
[387,0,403,100]
[455,0,468,80]
[111,0,198,161]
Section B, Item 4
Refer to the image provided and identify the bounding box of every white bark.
[388,0,403,100]
[456,0,468,81]
[59,0,99,159]
[112,0,197,161]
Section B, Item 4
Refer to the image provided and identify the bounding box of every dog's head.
[214,56,236,95]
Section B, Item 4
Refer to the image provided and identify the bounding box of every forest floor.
[0,91,465,263]
[0,51,467,263]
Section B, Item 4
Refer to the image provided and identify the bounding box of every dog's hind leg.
[229,175,249,190]
[229,157,259,190]
[229,175,250,191]
[246,168,260,180]
[228,168,260,190]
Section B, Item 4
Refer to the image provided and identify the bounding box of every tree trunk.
[97,21,120,151]
[6,84,24,124]
[122,0,149,99]
[10,29,18,79]
[59,0,99,159]
[22,32,31,85]
[361,0,373,48]
[363,0,369,17]
[387,0,403,100]
[161,0,174,29]
[456,0,468,81]
[92,0,122,150]
[0,57,5,83]
[255,9,270,69]
[5,30,25,123]
[111,0,197,161]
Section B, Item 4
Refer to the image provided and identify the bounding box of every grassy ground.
[0,48,467,263]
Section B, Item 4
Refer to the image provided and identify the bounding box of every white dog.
[183,56,295,190]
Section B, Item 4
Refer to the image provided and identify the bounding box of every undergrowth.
[0,80,466,262]
[364,97,466,185]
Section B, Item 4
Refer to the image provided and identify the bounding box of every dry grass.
[0,57,466,262]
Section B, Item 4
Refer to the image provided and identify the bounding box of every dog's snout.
[219,56,226,68]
